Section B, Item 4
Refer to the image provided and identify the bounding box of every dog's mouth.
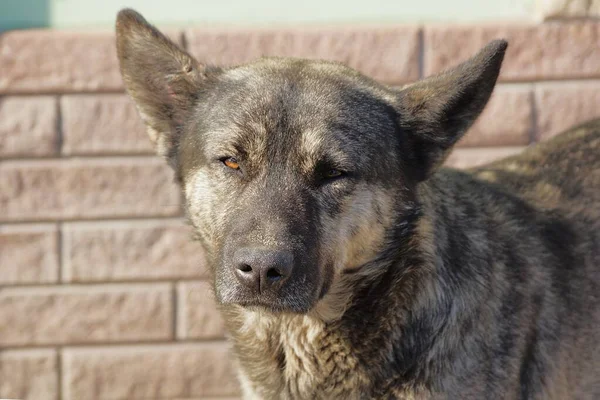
[221,292,317,314]
[232,297,312,313]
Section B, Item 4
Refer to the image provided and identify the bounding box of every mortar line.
[417,27,425,79]
[529,85,539,144]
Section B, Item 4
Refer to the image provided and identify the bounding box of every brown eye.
[223,157,240,170]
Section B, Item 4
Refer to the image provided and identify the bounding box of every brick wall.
[1,21,599,400]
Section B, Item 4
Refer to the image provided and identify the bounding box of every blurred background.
[0,1,599,399]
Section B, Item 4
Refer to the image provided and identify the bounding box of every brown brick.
[445,147,526,169]
[0,224,59,284]
[0,349,58,400]
[63,220,207,282]
[0,284,172,346]
[424,22,600,81]
[62,344,240,399]
[177,281,225,340]
[186,26,420,84]
[534,82,600,141]
[458,85,533,147]
[0,96,58,157]
[0,30,122,93]
[0,29,182,93]
[0,158,181,222]
[61,94,154,155]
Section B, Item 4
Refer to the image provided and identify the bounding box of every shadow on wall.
[0,0,50,31]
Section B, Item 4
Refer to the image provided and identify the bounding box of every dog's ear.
[116,9,219,159]
[396,40,507,181]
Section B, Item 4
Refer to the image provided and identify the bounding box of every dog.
[115,9,600,399]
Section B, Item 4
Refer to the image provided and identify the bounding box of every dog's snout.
[234,248,294,294]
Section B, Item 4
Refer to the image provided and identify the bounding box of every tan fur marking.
[231,308,367,399]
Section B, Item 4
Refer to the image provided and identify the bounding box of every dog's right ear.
[116,9,219,159]
[395,40,507,181]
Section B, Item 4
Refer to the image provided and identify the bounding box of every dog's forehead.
[216,60,364,117]
[198,59,399,158]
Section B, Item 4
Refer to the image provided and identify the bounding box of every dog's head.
[116,9,506,315]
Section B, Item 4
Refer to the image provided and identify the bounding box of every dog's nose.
[233,248,294,293]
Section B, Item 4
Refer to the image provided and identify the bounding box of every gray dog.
[116,9,600,399]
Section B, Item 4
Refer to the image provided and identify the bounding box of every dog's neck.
[222,261,438,399]
[222,308,372,399]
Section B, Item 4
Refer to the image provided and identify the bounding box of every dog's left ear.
[116,9,220,160]
[396,40,507,181]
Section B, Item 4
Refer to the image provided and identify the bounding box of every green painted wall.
[1,0,535,31]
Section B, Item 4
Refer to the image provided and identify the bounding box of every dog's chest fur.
[225,309,371,399]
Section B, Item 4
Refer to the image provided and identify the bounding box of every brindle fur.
[116,9,600,399]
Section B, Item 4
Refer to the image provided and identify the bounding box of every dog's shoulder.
[470,118,600,213]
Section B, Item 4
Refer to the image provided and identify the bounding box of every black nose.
[233,248,294,294]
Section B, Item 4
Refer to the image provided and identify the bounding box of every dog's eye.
[325,168,343,178]
[323,168,346,180]
[222,157,240,170]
